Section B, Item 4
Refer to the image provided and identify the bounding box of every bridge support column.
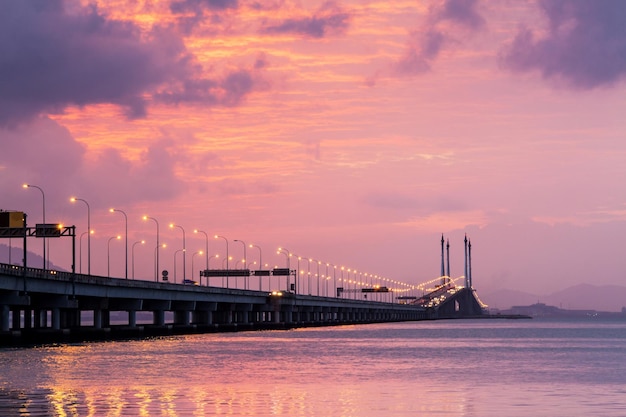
[12,308,21,329]
[1,305,9,332]
[51,308,60,330]
[94,309,103,329]
[174,311,189,326]
[153,310,165,326]
[128,310,137,327]
[23,309,32,329]
[33,309,46,328]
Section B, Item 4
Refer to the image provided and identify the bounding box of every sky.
[1,0,626,302]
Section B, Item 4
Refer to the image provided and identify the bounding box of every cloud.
[394,0,485,75]
[156,57,268,106]
[84,143,186,206]
[170,0,239,13]
[0,1,193,127]
[500,0,626,89]
[361,191,468,214]
[169,0,240,33]
[0,117,185,209]
[260,2,351,39]
[435,0,485,30]
[0,0,263,127]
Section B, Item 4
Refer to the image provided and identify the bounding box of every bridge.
[0,210,488,345]
[0,261,487,346]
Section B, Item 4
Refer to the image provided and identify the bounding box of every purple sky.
[2,0,626,304]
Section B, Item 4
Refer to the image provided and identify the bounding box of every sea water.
[1,318,625,416]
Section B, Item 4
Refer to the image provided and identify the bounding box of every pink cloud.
[501,0,626,89]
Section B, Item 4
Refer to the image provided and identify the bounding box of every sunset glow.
[2,0,626,304]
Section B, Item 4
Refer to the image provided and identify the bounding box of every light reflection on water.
[1,319,626,416]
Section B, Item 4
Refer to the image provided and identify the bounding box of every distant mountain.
[482,284,626,313]
[542,284,626,312]
[480,289,541,310]
[0,243,65,271]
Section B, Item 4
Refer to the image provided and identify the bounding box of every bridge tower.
[468,239,472,288]
[446,239,450,284]
[464,234,469,288]
[440,234,445,285]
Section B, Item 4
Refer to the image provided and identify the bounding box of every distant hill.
[0,243,65,271]
[480,289,541,310]
[482,284,626,312]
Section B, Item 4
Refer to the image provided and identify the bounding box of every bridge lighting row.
[274,247,418,302]
[20,185,427,296]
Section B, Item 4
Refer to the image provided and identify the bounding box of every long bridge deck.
[0,262,485,346]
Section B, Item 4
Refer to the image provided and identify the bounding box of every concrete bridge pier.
[12,308,21,330]
[94,309,103,329]
[1,304,9,332]
[237,304,252,324]
[128,310,137,327]
[23,309,32,329]
[51,308,61,330]
[283,305,293,324]
[174,310,189,326]
[153,310,165,326]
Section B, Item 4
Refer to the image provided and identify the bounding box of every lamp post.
[208,254,219,268]
[194,229,209,281]
[110,208,128,279]
[221,255,232,286]
[340,267,345,298]
[310,259,321,296]
[170,223,187,280]
[155,243,166,281]
[250,244,262,290]
[192,250,203,283]
[143,216,160,282]
[325,263,331,297]
[132,240,145,280]
[277,247,291,292]
[234,240,246,289]
[214,235,229,287]
[70,197,91,275]
[174,249,185,283]
[23,184,46,269]
[207,253,219,286]
[297,255,311,295]
[170,224,186,281]
[79,230,94,274]
[107,235,121,277]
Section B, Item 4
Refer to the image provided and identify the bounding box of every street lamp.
[143,216,160,282]
[296,255,309,295]
[79,230,94,274]
[250,244,262,290]
[70,197,91,275]
[107,235,121,278]
[194,229,209,279]
[310,258,321,296]
[206,253,219,287]
[23,184,45,269]
[192,250,203,284]
[155,243,166,281]
[277,247,291,292]
[214,235,229,287]
[174,249,185,283]
[234,240,246,288]
[132,240,145,280]
[170,224,186,281]
[110,208,128,279]
[208,253,219,268]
